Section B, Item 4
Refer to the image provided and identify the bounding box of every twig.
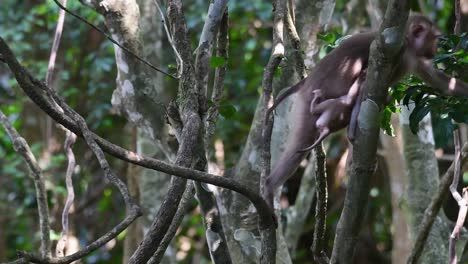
[44,0,79,257]
[4,56,143,263]
[285,2,306,79]
[194,0,228,99]
[128,0,198,261]
[153,0,183,78]
[13,88,144,264]
[450,130,463,204]
[312,145,329,263]
[55,131,77,257]
[16,208,140,264]
[450,188,468,264]
[52,0,177,79]
[448,129,466,264]
[55,95,137,207]
[46,0,67,87]
[44,0,67,164]
[0,111,51,258]
[448,3,465,260]
[407,143,468,264]
[260,0,286,263]
[148,182,195,264]
[454,0,461,36]
[204,10,228,150]
[261,0,286,205]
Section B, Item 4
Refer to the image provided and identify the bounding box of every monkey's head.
[406,15,442,59]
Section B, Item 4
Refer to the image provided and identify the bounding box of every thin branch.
[312,145,329,264]
[44,0,67,164]
[15,88,143,264]
[448,129,466,264]
[450,129,463,203]
[261,0,286,205]
[52,0,177,79]
[191,7,232,263]
[454,0,461,35]
[2,39,143,263]
[16,209,140,264]
[46,0,67,86]
[55,131,77,257]
[407,142,468,264]
[148,182,195,264]
[285,2,306,79]
[0,38,274,229]
[204,10,228,150]
[44,0,79,257]
[128,0,197,261]
[54,93,137,208]
[449,188,468,264]
[153,0,183,78]
[260,0,287,263]
[0,111,51,258]
[448,2,465,260]
[194,0,228,99]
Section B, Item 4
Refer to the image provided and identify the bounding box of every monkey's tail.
[298,128,329,153]
[265,78,307,119]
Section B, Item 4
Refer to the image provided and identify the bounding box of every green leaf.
[402,86,419,107]
[318,32,336,44]
[210,56,227,68]
[390,83,406,102]
[409,104,431,133]
[219,104,237,118]
[381,107,394,136]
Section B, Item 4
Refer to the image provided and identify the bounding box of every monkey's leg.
[265,149,308,208]
[264,98,316,208]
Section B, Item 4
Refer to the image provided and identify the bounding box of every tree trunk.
[400,106,454,263]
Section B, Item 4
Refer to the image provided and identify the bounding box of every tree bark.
[331,1,410,262]
[400,106,466,263]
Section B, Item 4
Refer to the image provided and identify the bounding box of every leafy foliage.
[385,33,468,145]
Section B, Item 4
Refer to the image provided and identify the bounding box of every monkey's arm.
[416,59,468,97]
[347,85,365,142]
[346,72,369,142]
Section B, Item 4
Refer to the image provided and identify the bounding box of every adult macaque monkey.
[264,15,468,207]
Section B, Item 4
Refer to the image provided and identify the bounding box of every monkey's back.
[300,32,375,100]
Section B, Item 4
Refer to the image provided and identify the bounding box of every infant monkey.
[300,71,366,152]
